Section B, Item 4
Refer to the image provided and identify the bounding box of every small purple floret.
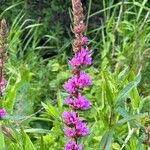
[64,121,89,138]
[63,78,76,94]
[0,108,6,118]
[63,71,92,94]
[65,94,91,110]
[62,111,81,126]
[64,140,82,150]
[74,71,92,89]
[75,122,89,136]
[64,127,76,138]
[69,47,92,67]
[64,71,92,94]
[81,36,88,45]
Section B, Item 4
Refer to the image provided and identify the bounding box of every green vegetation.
[0,0,150,149]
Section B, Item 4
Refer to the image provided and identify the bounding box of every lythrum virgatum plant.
[62,0,92,149]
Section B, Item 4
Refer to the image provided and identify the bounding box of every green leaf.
[0,2,23,17]
[40,136,45,150]
[42,102,61,120]
[115,74,141,106]
[130,86,140,109]
[42,102,56,117]
[0,131,5,150]
[116,107,130,117]
[111,143,120,150]
[21,130,36,150]
[105,131,113,150]
[57,90,63,109]
[100,131,108,149]
[3,70,22,113]
[129,71,140,109]
[108,32,115,43]
[100,130,113,150]
[117,67,129,82]
[51,63,60,72]
[137,0,148,21]
[24,128,50,134]
[25,134,36,150]
[3,82,17,113]
[102,72,115,105]
[116,113,148,126]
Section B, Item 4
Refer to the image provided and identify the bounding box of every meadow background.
[0,0,150,149]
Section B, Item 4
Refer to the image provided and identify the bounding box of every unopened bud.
[73,23,85,34]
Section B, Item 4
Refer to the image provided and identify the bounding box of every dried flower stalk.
[0,19,7,117]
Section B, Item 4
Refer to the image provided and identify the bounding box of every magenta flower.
[74,71,92,89]
[62,111,81,126]
[0,78,7,86]
[64,122,89,138]
[65,94,91,110]
[75,122,89,136]
[64,141,82,150]
[63,78,76,94]
[0,108,6,118]
[69,47,91,67]
[63,71,92,94]
[64,127,76,138]
[81,36,88,45]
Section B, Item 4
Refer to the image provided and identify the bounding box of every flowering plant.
[62,0,92,149]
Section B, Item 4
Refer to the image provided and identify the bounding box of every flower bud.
[73,23,85,34]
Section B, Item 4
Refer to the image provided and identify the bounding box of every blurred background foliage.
[0,0,150,149]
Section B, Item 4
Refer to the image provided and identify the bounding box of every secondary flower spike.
[0,19,7,96]
[0,108,6,118]
[0,19,7,118]
[62,0,92,149]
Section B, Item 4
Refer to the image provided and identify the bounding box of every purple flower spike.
[63,0,92,148]
[69,47,92,67]
[65,94,91,110]
[62,111,81,126]
[64,141,82,150]
[0,108,6,118]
